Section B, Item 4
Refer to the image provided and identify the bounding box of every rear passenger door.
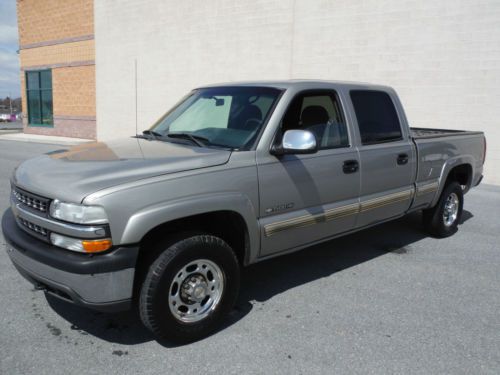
[349,90,416,228]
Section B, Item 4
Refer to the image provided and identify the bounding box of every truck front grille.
[17,217,50,242]
[18,217,48,236]
[12,186,50,214]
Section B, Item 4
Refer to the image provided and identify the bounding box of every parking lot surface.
[1,139,499,374]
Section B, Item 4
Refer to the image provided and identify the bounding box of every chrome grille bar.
[12,186,50,214]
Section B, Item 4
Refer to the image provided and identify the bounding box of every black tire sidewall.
[140,235,240,342]
[426,182,464,237]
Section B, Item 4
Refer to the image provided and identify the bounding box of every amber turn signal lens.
[82,239,112,253]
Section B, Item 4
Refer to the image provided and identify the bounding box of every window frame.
[349,89,403,146]
[273,89,351,152]
[25,69,54,127]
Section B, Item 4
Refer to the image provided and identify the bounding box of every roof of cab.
[197,79,393,91]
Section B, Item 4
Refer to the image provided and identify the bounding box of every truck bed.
[411,127,483,139]
[410,126,485,197]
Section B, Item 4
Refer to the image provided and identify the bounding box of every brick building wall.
[17,0,96,139]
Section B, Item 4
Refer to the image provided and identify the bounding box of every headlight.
[49,199,108,224]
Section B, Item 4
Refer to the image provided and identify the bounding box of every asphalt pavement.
[0,139,499,374]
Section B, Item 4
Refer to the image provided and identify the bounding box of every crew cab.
[2,80,486,342]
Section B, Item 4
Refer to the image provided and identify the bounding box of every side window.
[281,92,349,149]
[350,90,402,145]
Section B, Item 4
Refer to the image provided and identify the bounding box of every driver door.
[257,90,361,256]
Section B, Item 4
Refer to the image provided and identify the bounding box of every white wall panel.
[95,0,500,184]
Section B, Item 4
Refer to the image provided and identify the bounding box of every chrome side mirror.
[272,129,318,155]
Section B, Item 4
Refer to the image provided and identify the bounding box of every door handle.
[343,160,359,174]
[397,153,409,165]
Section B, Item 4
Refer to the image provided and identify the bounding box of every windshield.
[148,86,282,150]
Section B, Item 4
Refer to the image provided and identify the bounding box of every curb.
[0,132,92,146]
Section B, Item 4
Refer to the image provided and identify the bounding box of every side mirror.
[271,129,318,156]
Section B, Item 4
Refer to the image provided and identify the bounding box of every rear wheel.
[423,181,463,238]
[139,234,240,343]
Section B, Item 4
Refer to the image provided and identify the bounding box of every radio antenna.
[134,58,138,135]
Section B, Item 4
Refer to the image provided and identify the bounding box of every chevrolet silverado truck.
[2,80,486,342]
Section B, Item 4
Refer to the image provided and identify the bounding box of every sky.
[0,0,20,98]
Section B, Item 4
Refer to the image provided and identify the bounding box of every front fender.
[119,192,260,264]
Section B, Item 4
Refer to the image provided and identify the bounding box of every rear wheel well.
[133,211,249,301]
[445,164,472,190]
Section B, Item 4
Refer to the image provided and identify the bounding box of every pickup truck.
[2,80,486,343]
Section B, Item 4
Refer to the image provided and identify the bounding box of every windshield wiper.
[140,129,163,140]
[167,133,209,147]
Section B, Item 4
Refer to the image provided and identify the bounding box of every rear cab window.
[350,90,402,145]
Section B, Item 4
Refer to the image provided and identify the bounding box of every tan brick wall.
[19,73,26,119]
[20,40,94,68]
[17,0,93,45]
[53,66,95,116]
[23,117,96,139]
[21,65,97,138]
[18,0,96,139]
[20,65,96,118]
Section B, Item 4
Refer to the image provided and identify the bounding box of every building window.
[26,70,53,126]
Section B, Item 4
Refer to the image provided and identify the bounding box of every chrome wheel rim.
[443,192,459,227]
[168,259,224,323]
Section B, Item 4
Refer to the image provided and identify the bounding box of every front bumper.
[2,209,139,312]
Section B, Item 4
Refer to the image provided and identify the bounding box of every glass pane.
[26,72,39,90]
[169,96,232,132]
[41,90,53,125]
[350,90,402,145]
[40,70,52,89]
[28,91,41,124]
[151,87,282,149]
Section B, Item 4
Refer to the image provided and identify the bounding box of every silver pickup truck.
[3,80,486,342]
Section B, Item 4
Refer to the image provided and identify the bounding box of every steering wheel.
[247,95,260,104]
[242,118,262,131]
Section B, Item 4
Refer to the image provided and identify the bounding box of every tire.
[423,181,464,238]
[139,234,240,343]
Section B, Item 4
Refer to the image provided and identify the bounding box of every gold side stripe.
[264,189,414,237]
[416,181,439,196]
[264,203,359,237]
[360,189,414,213]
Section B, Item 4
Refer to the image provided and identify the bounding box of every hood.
[14,137,231,202]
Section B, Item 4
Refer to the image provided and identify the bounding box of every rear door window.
[350,90,402,145]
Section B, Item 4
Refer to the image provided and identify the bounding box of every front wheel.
[139,234,240,343]
[423,181,464,238]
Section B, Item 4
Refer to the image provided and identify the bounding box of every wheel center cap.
[193,285,206,300]
[181,275,208,303]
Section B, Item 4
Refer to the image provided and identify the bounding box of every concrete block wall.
[95,0,500,184]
